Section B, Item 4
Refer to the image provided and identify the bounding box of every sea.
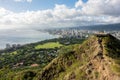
[0,29,59,49]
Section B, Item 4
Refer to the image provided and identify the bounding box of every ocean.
[0,29,59,49]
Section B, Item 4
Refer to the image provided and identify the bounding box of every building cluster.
[47,29,90,38]
[6,43,21,49]
[5,29,120,49]
[47,29,120,40]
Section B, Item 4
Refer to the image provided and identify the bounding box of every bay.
[0,29,59,49]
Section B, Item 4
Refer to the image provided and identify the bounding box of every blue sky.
[0,0,89,12]
[0,0,119,29]
[0,0,78,12]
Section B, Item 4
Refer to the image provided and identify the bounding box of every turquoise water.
[0,29,58,49]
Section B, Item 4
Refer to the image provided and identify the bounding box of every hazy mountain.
[70,23,120,31]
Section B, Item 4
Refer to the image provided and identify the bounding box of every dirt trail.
[84,37,119,80]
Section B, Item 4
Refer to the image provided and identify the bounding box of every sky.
[0,0,120,29]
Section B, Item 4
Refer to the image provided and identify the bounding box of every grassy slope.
[1,35,120,80]
[37,36,98,80]
[0,38,85,80]
[102,35,120,75]
[37,34,120,80]
[35,42,63,49]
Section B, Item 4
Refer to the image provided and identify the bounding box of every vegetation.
[0,37,85,80]
[35,42,63,49]
[37,34,120,80]
[102,35,120,76]
[0,34,120,80]
[103,35,120,59]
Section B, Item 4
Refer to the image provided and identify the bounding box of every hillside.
[0,37,85,80]
[0,34,120,80]
[37,34,120,80]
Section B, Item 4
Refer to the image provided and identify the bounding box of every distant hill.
[38,34,120,80]
[70,23,120,31]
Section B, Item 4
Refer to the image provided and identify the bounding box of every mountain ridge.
[0,34,120,80]
[37,34,120,80]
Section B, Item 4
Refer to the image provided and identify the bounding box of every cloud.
[75,0,84,8]
[14,0,32,3]
[0,1,120,29]
[26,0,32,3]
[75,0,120,16]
